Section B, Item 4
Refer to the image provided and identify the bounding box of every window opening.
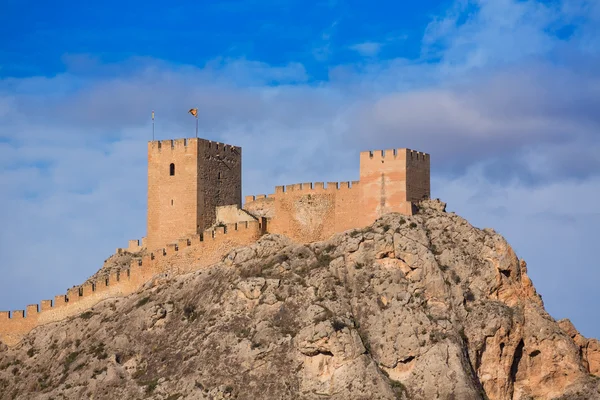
[170,163,175,176]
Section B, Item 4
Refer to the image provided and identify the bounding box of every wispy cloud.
[1,0,600,338]
[349,41,382,57]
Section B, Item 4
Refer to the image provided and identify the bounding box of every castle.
[0,137,430,346]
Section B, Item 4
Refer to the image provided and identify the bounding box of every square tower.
[146,138,242,250]
[359,148,430,225]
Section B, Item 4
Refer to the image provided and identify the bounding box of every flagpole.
[152,110,155,141]
[195,116,198,138]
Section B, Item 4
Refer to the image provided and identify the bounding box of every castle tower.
[146,138,242,250]
[359,148,430,225]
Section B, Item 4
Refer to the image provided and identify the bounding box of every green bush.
[136,296,151,308]
[80,311,94,320]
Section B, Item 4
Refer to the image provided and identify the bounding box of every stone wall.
[215,205,257,225]
[243,195,275,219]
[0,221,261,346]
[146,138,241,250]
[243,148,430,243]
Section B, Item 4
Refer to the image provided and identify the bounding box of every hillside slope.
[0,200,598,400]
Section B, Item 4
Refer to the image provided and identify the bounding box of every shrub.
[316,253,332,269]
[350,230,362,238]
[183,304,197,321]
[331,319,347,332]
[89,342,108,360]
[63,352,80,369]
[451,271,461,284]
[464,289,475,302]
[390,379,407,398]
[136,296,151,308]
[144,379,159,394]
[323,244,336,253]
[409,222,417,229]
[80,311,94,320]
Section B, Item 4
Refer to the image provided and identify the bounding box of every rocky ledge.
[0,200,598,400]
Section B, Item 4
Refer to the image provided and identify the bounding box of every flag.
[188,108,198,118]
[152,110,155,120]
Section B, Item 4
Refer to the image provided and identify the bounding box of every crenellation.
[166,243,177,253]
[189,234,202,245]
[83,282,96,296]
[54,295,68,308]
[0,137,430,347]
[40,300,53,311]
[66,288,79,303]
[160,139,173,149]
[93,279,109,294]
[26,304,39,316]
[109,271,120,284]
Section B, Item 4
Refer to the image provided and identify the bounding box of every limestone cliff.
[0,200,598,400]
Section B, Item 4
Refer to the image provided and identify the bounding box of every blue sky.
[1,0,599,338]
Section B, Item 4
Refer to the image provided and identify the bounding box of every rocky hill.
[0,200,598,400]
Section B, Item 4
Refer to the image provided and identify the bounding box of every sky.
[0,0,599,337]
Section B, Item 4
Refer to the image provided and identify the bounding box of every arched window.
[169,163,175,176]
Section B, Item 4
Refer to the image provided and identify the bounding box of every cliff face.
[0,200,598,400]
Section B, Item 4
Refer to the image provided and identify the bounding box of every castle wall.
[243,195,275,219]
[0,221,261,347]
[215,205,257,226]
[405,150,430,202]
[262,182,364,243]
[146,138,242,250]
[147,139,201,250]
[197,141,242,233]
[243,148,429,243]
[0,142,430,346]
[359,149,416,226]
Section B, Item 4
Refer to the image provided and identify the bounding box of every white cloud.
[1,0,599,339]
[350,42,382,57]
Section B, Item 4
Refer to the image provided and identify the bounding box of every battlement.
[360,148,430,162]
[116,237,146,254]
[273,181,361,194]
[148,138,241,154]
[0,137,430,347]
[0,219,262,346]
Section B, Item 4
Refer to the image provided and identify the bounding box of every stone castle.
[0,137,430,345]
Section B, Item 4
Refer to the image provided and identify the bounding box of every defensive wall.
[117,237,147,254]
[147,138,242,250]
[244,148,430,243]
[0,142,430,347]
[0,221,261,346]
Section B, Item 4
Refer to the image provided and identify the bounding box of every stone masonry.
[146,138,242,250]
[0,138,430,346]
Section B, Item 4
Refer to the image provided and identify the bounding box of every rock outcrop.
[0,199,598,399]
